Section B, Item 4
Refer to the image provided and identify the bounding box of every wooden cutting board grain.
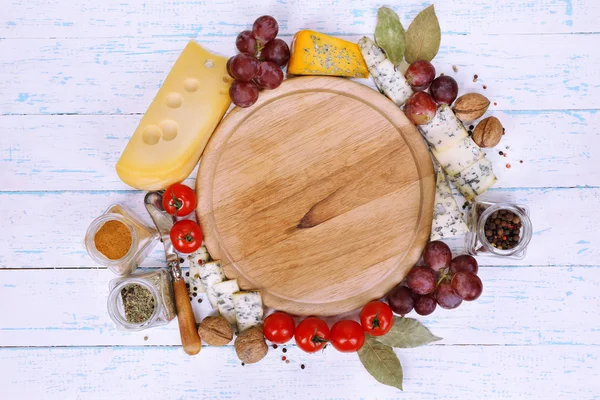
[197,76,435,315]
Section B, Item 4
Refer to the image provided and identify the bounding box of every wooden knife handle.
[172,279,201,355]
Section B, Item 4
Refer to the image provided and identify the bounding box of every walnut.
[234,326,268,364]
[198,316,233,346]
[452,93,490,122]
[472,116,503,148]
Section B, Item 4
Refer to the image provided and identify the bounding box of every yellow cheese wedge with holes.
[116,41,232,190]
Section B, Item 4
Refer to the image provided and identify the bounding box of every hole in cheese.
[165,92,183,108]
[141,126,161,145]
[160,120,179,141]
[183,78,200,92]
[204,60,214,68]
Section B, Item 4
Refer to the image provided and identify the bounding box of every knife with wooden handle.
[144,191,201,355]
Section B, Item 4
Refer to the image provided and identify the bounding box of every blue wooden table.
[1,1,599,398]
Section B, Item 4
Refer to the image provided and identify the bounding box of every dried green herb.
[121,284,156,323]
[375,317,442,348]
[405,5,441,63]
[357,335,403,391]
[374,6,405,66]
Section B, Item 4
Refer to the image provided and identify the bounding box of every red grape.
[387,285,414,316]
[414,295,436,316]
[405,60,435,91]
[261,38,290,67]
[423,241,452,271]
[430,75,459,105]
[435,282,462,309]
[229,80,259,108]
[450,255,479,275]
[252,15,278,44]
[236,30,259,55]
[404,92,437,125]
[451,271,483,301]
[229,53,260,82]
[226,57,234,78]
[406,266,436,295]
[255,61,284,89]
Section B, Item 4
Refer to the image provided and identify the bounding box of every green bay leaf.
[374,6,405,66]
[405,5,441,63]
[357,335,403,391]
[375,317,442,348]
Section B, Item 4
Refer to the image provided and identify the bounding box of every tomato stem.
[311,328,328,344]
[170,193,183,215]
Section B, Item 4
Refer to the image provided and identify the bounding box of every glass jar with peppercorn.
[107,269,176,332]
[465,200,532,259]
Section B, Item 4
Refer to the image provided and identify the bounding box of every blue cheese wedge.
[449,157,497,201]
[431,163,469,240]
[187,247,210,293]
[358,37,412,106]
[213,279,240,325]
[233,291,263,332]
[419,105,468,152]
[432,136,484,176]
[199,261,226,308]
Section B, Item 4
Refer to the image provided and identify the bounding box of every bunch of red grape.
[228,15,290,108]
[386,241,483,316]
[403,60,459,125]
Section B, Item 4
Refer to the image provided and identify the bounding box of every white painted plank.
[2,0,597,37]
[0,188,597,268]
[1,34,598,115]
[0,345,598,399]
[0,267,598,347]
[1,110,597,191]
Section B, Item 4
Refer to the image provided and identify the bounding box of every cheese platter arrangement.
[84,4,533,391]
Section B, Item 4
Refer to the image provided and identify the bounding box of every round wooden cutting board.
[197,76,434,316]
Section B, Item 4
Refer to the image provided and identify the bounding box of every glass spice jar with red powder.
[465,200,532,259]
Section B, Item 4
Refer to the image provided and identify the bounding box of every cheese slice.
[431,163,469,241]
[288,30,368,78]
[213,279,240,325]
[116,41,232,190]
[198,261,226,308]
[432,136,484,177]
[187,248,210,293]
[233,291,263,332]
[449,157,497,201]
[418,105,468,153]
[358,37,412,106]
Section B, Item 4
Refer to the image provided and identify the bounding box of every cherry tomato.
[263,312,295,344]
[329,320,365,352]
[170,219,203,253]
[294,317,330,353]
[162,183,197,217]
[359,301,394,336]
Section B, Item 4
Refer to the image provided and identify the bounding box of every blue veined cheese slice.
[187,247,210,293]
[431,163,469,241]
[449,157,497,201]
[233,291,263,333]
[419,105,468,152]
[213,279,240,325]
[358,37,412,106]
[198,261,226,308]
[432,136,485,177]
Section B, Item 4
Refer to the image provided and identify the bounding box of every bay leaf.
[375,317,442,348]
[405,5,441,63]
[374,6,405,66]
[357,335,403,391]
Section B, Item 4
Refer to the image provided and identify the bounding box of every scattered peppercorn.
[241,362,245,366]
[272,344,278,349]
[180,258,185,264]
[506,163,511,168]
[193,287,197,291]
[301,364,306,370]
[468,130,473,135]
[499,151,504,156]
[192,292,197,297]
[452,65,458,72]
[473,74,478,82]
[185,283,189,288]
[285,360,290,364]
[520,160,523,164]
[282,356,287,361]
[483,85,487,89]
[197,298,202,303]
[494,102,497,106]
[469,125,474,130]
[282,348,287,353]
[144,336,148,341]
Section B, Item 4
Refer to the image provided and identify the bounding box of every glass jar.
[85,204,158,275]
[107,269,176,332]
[465,200,532,259]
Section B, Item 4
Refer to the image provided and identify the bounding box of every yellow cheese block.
[287,30,369,78]
[116,41,232,190]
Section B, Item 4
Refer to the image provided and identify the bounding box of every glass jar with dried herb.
[85,204,159,275]
[107,269,176,332]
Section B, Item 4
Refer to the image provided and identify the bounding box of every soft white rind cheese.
[419,105,468,152]
[449,157,497,201]
[358,37,412,106]
[198,261,226,308]
[431,163,469,240]
[233,291,263,333]
[432,136,484,176]
[213,279,240,325]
